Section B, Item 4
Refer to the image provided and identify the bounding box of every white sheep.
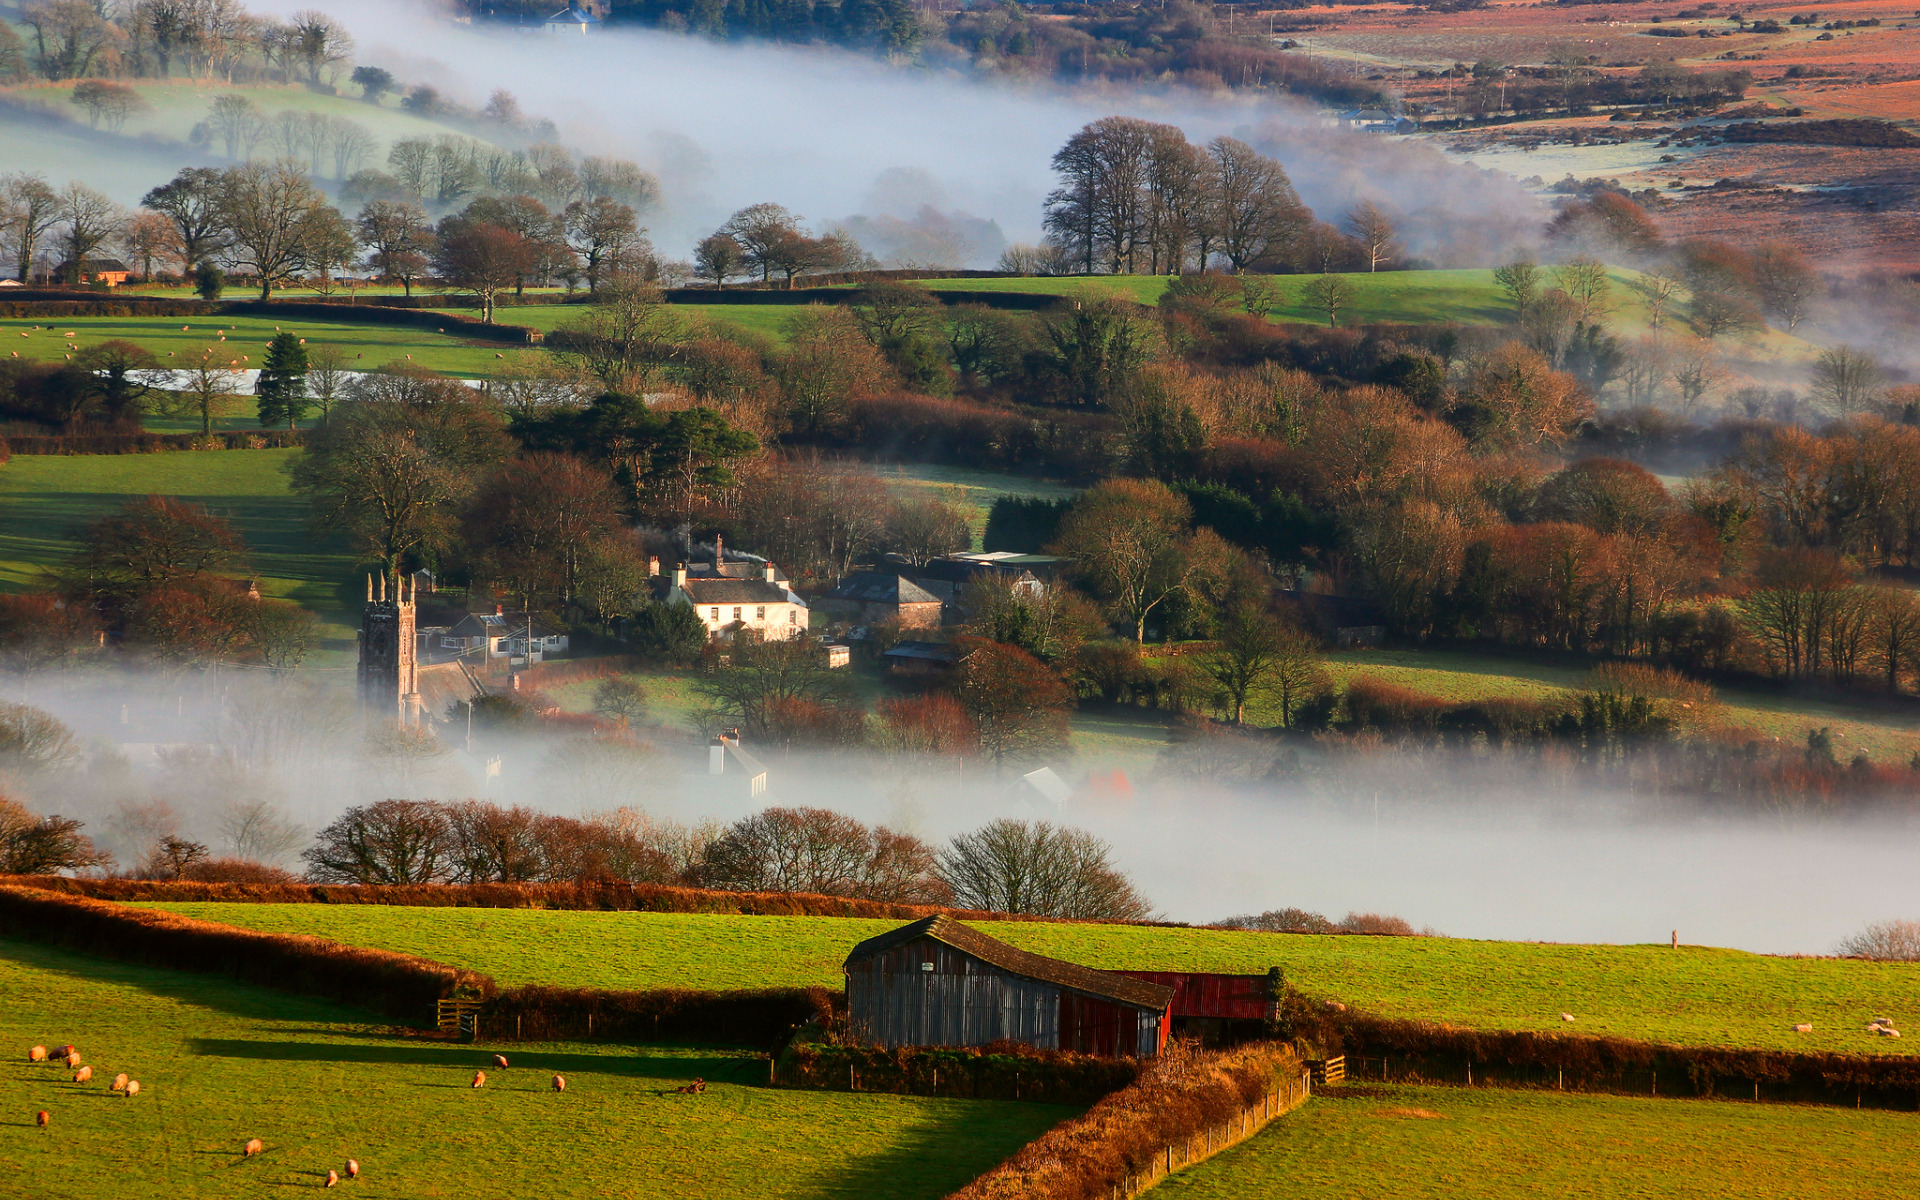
[471,1070,486,1088]
[27,1046,45,1062]
[1793,1023,1813,1033]
[1560,1013,1576,1022]
[551,1075,566,1092]
[72,1066,92,1084]
[124,1080,140,1098]
[244,1138,263,1157]
[345,1158,360,1179]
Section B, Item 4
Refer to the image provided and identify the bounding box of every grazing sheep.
[325,1169,339,1188]
[56,1045,74,1059]
[1793,1023,1813,1033]
[673,1078,707,1095]
[345,1158,359,1179]
[124,1081,140,1098]
[64,1053,81,1070]
[244,1138,263,1157]
[27,1046,45,1062]
[72,1066,92,1084]
[1561,1013,1576,1022]
[471,1071,486,1088]
[111,1074,128,1092]
[551,1075,565,1092]
[492,1054,508,1069]
[35,1111,48,1127]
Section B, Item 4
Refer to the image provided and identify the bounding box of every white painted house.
[668,563,808,642]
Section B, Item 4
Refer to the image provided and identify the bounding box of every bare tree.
[1837,919,1920,961]
[215,162,340,300]
[1492,258,1540,318]
[1627,269,1682,329]
[1345,201,1396,273]
[0,795,110,875]
[698,807,946,903]
[1303,273,1351,329]
[1553,256,1612,324]
[204,94,265,160]
[1,173,61,283]
[303,799,451,884]
[1811,345,1883,414]
[55,183,122,283]
[356,199,432,296]
[218,799,305,864]
[1207,136,1308,272]
[939,820,1152,919]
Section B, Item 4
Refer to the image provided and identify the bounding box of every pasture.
[0,936,1066,1199]
[1147,1082,1920,1200]
[0,313,528,380]
[1315,648,1920,764]
[0,449,357,642]
[138,905,1920,1057]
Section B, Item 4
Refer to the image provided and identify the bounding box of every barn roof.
[844,916,1174,1011]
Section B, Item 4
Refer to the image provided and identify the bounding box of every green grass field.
[0,449,357,644]
[1317,649,1920,764]
[0,936,1066,1199]
[137,906,1920,1057]
[0,313,529,379]
[1148,1083,1920,1199]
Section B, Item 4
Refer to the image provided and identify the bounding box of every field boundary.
[944,1040,1306,1200]
[0,883,487,1019]
[1307,1004,1920,1110]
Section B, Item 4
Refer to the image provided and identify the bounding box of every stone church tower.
[358,573,421,724]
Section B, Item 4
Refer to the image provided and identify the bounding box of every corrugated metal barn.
[843,916,1173,1058]
[1113,969,1283,1041]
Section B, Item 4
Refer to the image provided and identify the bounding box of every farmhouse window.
[788,610,796,624]
[756,606,766,620]
[733,607,742,620]
[710,608,719,620]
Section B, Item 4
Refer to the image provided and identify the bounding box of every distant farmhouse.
[439,609,570,665]
[653,538,808,642]
[543,1,603,32]
[46,257,131,286]
[816,572,943,629]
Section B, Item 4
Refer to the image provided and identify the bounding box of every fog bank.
[246,0,1541,263]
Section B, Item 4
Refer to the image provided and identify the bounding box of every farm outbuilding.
[843,916,1173,1058]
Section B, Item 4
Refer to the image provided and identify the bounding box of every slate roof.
[883,640,958,663]
[681,577,791,605]
[844,916,1174,1011]
[447,612,566,639]
[824,572,940,605]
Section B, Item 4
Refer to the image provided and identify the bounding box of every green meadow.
[0,936,1066,1199]
[139,906,1920,1057]
[0,449,357,642]
[1148,1083,1920,1200]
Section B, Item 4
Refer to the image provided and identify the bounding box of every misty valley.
[3,0,1920,1194]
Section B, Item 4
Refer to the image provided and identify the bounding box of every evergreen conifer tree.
[255,331,311,430]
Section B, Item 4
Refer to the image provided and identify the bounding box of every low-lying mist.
[7,668,1915,957]
[238,0,1540,263]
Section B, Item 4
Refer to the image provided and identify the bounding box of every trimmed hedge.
[0,298,216,318]
[0,875,1025,921]
[0,884,486,1019]
[1296,1000,1920,1110]
[2,430,306,455]
[215,301,542,344]
[945,1040,1300,1200]
[779,1040,1139,1104]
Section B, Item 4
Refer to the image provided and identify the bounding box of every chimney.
[495,604,503,617]
[647,555,660,577]
[764,562,776,583]
[713,535,724,572]
[673,565,687,589]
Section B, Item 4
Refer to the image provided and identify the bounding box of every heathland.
[1144,1082,1920,1200]
[139,905,1920,1057]
[0,936,1071,1199]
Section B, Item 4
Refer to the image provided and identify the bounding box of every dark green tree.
[254,331,311,430]
[193,261,224,300]
[629,600,711,665]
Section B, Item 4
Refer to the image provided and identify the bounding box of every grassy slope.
[1148,1083,1920,1200]
[139,905,1920,1057]
[0,937,1066,1200]
[0,313,534,379]
[0,450,356,641]
[0,79,500,202]
[1317,649,1920,764]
